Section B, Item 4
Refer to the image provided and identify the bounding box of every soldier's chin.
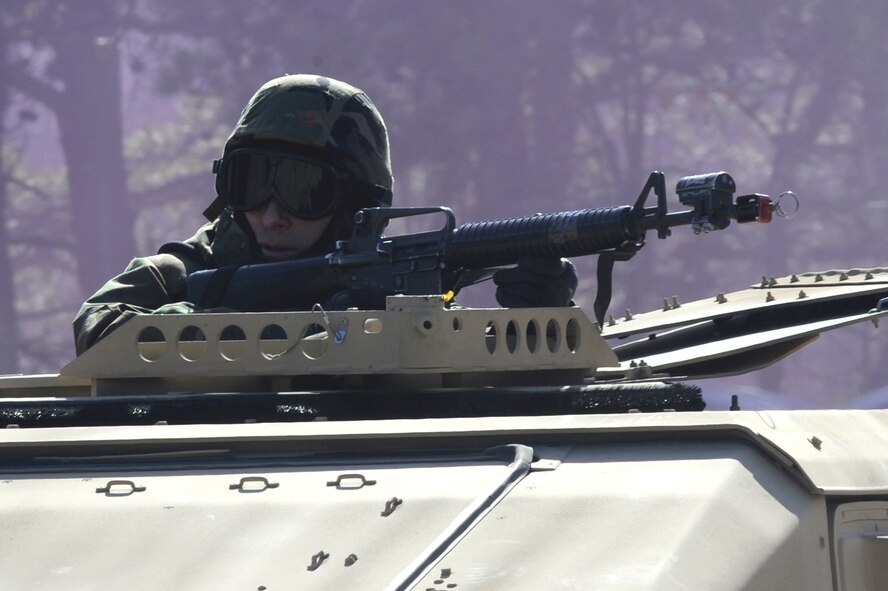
[261,246,302,261]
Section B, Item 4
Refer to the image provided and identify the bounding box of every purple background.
[3,0,888,409]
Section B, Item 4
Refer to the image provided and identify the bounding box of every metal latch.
[96,480,146,495]
[326,473,377,489]
[229,476,280,492]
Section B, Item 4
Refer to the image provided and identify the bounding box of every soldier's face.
[244,197,331,261]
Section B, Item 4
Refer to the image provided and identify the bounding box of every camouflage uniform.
[74,75,393,355]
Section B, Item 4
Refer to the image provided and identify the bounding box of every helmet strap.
[203,194,227,221]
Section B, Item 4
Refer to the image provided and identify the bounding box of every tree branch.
[7,63,64,112]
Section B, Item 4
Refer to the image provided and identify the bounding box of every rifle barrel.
[444,205,640,269]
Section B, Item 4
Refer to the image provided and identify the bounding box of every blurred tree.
[559,0,888,399]
[341,2,586,218]
[0,0,279,369]
[7,1,134,294]
[0,49,19,373]
[829,0,888,394]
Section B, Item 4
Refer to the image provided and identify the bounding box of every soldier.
[73,74,577,354]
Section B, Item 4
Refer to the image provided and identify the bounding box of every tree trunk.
[54,6,135,297]
[526,11,579,210]
[0,54,21,374]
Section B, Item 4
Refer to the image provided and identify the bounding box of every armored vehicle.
[0,173,886,590]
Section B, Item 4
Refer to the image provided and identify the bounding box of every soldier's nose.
[261,198,291,226]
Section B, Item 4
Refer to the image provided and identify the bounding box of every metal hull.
[1,410,885,590]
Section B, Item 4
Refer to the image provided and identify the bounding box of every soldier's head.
[210,74,393,261]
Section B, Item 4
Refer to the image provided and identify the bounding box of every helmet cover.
[224,74,393,207]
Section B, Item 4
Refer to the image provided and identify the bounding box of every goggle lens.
[221,150,341,219]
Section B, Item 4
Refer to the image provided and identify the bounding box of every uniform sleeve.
[72,253,200,355]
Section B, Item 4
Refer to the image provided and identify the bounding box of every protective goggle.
[214,149,347,220]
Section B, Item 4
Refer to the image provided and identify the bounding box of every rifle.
[187,171,776,325]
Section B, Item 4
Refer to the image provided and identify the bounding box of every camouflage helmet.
[219,74,393,209]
